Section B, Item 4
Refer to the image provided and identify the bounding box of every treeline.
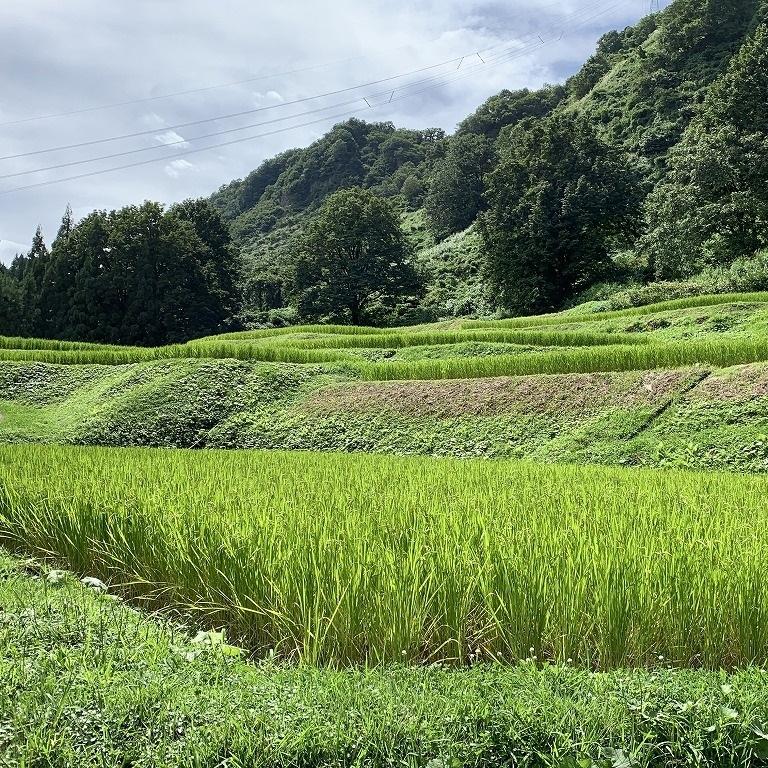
[0,201,237,345]
[2,0,767,341]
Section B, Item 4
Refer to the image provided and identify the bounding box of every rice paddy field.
[3,444,768,669]
[3,292,768,377]
[5,293,768,765]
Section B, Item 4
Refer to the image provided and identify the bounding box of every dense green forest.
[2,0,767,343]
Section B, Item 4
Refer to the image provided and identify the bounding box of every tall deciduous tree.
[481,113,642,314]
[424,134,495,240]
[294,188,418,324]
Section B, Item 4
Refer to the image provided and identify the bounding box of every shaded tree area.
[424,134,495,241]
[0,265,20,334]
[293,188,419,325]
[0,200,239,345]
[481,114,642,314]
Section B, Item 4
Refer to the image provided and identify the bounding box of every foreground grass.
[3,445,768,668]
[3,550,768,767]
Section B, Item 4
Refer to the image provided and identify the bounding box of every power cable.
[0,0,631,195]
[0,0,616,162]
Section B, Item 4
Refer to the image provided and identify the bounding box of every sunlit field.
[3,444,768,668]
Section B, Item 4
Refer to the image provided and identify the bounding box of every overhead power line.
[0,47,418,128]
[0,22,587,182]
[0,0,631,196]
[0,35,526,130]
[0,0,615,164]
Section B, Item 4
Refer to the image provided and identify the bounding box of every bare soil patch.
[305,369,700,418]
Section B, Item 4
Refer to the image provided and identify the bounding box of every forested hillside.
[207,0,768,326]
[2,0,767,342]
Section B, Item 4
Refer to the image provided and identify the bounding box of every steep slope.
[568,0,763,175]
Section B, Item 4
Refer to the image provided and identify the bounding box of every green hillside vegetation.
[2,295,768,472]
[203,0,768,324]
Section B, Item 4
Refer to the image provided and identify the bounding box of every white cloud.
[0,0,672,247]
[154,130,190,148]
[253,90,284,104]
[164,159,196,178]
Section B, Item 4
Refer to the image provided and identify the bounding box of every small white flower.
[81,576,107,593]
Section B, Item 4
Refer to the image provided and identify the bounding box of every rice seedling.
[3,293,768,375]
[201,323,390,342]
[5,548,768,767]
[272,328,648,350]
[2,444,768,669]
[356,338,768,380]
[0,342,352,366]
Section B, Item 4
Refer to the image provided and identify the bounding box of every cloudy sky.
[0,0,670,264]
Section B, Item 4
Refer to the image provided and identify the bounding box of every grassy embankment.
[5,549,768,766]
[3,296,768,470]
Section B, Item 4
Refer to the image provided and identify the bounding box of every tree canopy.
[1,200,239,345]
[643,11,768,278]
[481,113,642,314]
[293,188,419,324]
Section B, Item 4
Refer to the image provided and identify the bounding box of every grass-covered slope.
[2,295,768,471]
[6,550,768,767]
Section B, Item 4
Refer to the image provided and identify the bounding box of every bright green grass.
[3,445,768,668]
[6,551,768,767]
[0,342,352,366]
[462,292,768,330]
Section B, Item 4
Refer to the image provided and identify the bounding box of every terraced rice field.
[3,444,768,668]
[3,293,768,378]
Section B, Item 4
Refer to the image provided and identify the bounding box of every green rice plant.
[355,338,768,380]
[3,444,768,669]
[0,343,351,366]
[461,292,768,330]
[0,336,118,352]
[7,547,768,767]
[201,324,390,342]
[272,328,648,351]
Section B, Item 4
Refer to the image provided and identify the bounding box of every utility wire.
[0,25,579,181]
[0,0,630,196]
[0,52,492,161]
[0,0,615,163]
[0,35,521,129]
[0,47,416,128]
